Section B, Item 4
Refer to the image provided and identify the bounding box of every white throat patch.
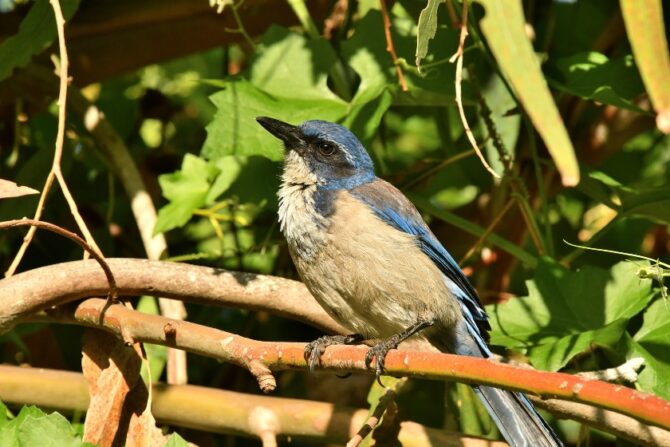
[277,151,328,258]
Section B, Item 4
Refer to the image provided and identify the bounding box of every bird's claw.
[304,334,363,372]
[364,338,399,386]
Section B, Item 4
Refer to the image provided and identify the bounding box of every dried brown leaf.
[82,329,167,447]
[0,179,39,199]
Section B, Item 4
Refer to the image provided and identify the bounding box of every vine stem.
[6,0,101,277]
[449,0,500,179]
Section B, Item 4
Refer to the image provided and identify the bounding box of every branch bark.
[22,297,670,433]
[0,258,345,335]
[0,365,504,447]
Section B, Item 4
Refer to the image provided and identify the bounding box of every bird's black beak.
[256,117,302,148]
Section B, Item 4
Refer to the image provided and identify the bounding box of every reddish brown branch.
[0,365,502,446]
[379,0,408,91]
[0,219,117,301]
[25,298,670,432]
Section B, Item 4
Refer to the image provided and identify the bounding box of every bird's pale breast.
[289,190,461,339]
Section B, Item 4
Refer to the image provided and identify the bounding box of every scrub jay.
[257,116,562,447]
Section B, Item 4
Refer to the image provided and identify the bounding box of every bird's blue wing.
[350,179,491,347]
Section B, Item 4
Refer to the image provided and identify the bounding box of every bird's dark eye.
[317,141,336,156]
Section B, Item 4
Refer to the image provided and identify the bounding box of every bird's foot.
[364,319,436,386]
[364,336,401,386]
[304,334,363,372]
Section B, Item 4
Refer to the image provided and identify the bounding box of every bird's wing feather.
[350,179,491,341]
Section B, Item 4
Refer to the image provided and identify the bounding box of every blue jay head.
[256,117,375,189]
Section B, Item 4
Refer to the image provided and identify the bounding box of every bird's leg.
[365,319,435,385]
[304,334,364,372]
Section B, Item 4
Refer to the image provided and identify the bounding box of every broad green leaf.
[0,406,87,447]
[249,27,345,102]
[415,0,446,68]
[206,156,244,203]
[202,27,348,161]
[546,52,646,112]
[618,306,670,401]
[0,0,81,82]
[631,298,670,399]
[487,260,654,371]
[155,154,220,234]
[17,412,82,447]
[203,81,346,161]
[617,324,670,400]
[621,0,670,132]
[475,0,580,186]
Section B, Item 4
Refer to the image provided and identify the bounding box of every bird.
[256,116,563,447]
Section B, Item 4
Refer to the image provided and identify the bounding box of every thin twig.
[449,0,500,179]
[0,219,117,301]
[401,149,476,189]
[379,0,408,91]
[459,199,514,264]
[6,0,101,277]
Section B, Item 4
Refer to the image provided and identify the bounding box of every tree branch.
[0,258,345,335]
[0,365,504,447]
[529,397,670,446]
[22,297,670,432]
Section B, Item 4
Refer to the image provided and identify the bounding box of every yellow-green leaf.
[475,0,580,186]
[620,0,670,133]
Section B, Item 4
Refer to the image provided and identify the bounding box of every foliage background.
[0,0,669,445]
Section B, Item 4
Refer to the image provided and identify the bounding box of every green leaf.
[206,156,244,203]
[203,81,346,161]
[415,0,446,68]
[249,26,345,102]
[547,52,646,112]
[0,0,81,82]
[165,432,190,447]
[155,154,220,234]
[17,412,82,447]
[578,169,670,225]
[488,260,654,371]
[621,0,670,131]
[342,10,459,107]
[0,406,86,447]
[475,0,580,186]
[619,314,670,401]
[631,298,670,399]
[202,27,348,161]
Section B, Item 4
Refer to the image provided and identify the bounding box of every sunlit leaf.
[488,260,654,371]
[475,0,580,186]
[546,52,646,112]
[621,0,670,133]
